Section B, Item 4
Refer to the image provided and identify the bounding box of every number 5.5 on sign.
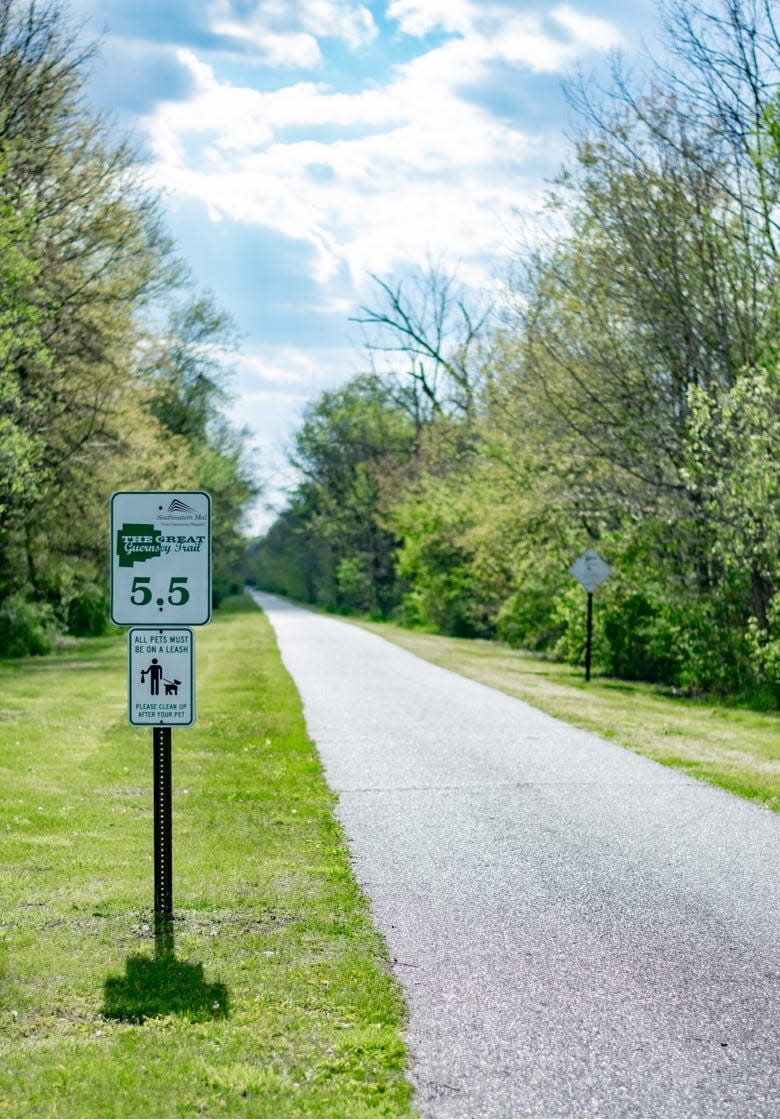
[110,491,211,625]
[130,576,190,607]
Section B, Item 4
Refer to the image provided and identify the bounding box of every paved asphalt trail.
[252,592,779,1118]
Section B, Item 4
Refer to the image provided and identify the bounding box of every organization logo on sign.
[115,523,208,568]
[116,524,162,567]
[167,499,199,515]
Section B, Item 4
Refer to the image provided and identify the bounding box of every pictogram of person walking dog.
[140,658,181,696]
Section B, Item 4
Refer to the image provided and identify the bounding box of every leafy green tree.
[485,0,780,695]
[507,81,778,531]
[0,141,49,532]
[141,292,259,605]
[683,365,780,691]
[0,0,177,639]
[0,0,258,646]
[248,502,331,604]
[252,375,414,614]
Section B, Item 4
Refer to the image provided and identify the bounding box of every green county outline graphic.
[116,523,161,567]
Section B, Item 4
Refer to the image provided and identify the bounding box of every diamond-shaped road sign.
[570,549,611,593]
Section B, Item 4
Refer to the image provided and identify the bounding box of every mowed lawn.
[359,621,780,813]
[0,596,414,1119]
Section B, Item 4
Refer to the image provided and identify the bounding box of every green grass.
[0,595,414,1119]
[357,621,780,813]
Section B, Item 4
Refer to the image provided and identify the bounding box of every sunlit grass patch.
[0,597,413,1118]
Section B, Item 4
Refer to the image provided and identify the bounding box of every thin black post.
[153,726,173,919]
[585,591,593,682]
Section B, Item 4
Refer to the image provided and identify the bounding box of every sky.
[72,0,662,532]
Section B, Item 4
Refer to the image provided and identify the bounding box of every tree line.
[249,0,780,705]
[0,0,257,656]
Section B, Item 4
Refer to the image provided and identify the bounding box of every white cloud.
[386,0,623,59]
[145,50,275,165]
[141,4,621,289]
[235,346,330,393]
[496,13,580,71]
[206,0,376,64]
[256,80,400,130]
[298,0,377,49]
[229,340,360,529]
[387,0,474,37]
[552,5,624,52]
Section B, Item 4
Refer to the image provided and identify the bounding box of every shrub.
[0,590,57,656]
[495,586,563,651]
[66,581,109,636]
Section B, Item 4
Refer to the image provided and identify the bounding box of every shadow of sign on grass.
[103,921,229,1024]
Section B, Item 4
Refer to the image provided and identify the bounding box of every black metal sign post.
[585,591,594,683]
[153,726,173,919]
[128,631,194,926]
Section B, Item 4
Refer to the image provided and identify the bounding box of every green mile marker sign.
[110,491,212,626]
